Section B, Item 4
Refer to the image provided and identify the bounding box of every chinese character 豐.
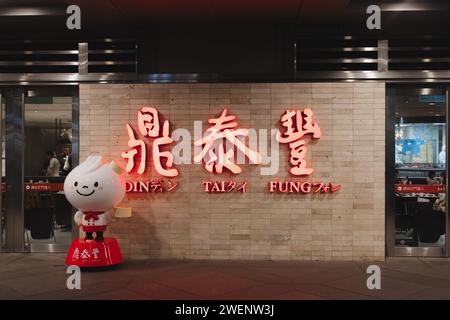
[92,247,100,259]
[276,108,321,176]
[194,108,261,174]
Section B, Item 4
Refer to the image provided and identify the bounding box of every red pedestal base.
[65,237,123,268]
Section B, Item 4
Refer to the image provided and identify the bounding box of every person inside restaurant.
[46,151,60,177]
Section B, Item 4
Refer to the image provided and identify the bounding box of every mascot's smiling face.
[74,180,99,197]
[64,155,126,212]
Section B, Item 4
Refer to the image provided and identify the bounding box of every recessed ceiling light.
[0,7,63,16]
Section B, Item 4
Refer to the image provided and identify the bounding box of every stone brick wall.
[79,82,385,261]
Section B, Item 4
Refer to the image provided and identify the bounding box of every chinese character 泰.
[194,108,261,174]
[276,108,321,176]
[80,249,90,260]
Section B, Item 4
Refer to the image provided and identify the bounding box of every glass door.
[24,90,77,252]
[0,87,78,253]
[1,89,25,252]
[387,85,448,257]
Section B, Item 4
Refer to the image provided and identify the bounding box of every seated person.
[426,171,436,184]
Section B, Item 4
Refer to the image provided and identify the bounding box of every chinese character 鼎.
[122,107,178,177]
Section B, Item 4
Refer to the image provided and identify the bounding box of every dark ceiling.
[0,0,449,39]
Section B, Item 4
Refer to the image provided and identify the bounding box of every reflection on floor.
[0,255,449,300]
[27,228,72,245]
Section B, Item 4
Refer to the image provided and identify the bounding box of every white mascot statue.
[64,154,126,268]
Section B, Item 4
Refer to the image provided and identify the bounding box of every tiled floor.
[0,254,449,300]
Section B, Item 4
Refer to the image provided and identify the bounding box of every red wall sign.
[268,181,341,193]
[203,181,248,193]
[276,108,321,176]
[118,106,342,195]
[194,108,261,174]
[272,108,341,194]
[122,107,178,177]
[125,180,178,193]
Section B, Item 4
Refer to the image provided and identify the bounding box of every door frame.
[3,88,25,252]
[1,85,79,253]
[385,83,449,257]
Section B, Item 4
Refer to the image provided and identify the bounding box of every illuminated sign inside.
[396,184,445,193]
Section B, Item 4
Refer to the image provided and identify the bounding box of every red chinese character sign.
[119,105,340,195]
[194,108,261,174]
[195,108,261,193]
[122,107,179,194]
[269,108,341,194]
[276,108,321,176]
[122,124,146,174]
[122,107,178,178]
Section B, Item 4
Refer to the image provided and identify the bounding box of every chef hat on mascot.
[64,154,126,212]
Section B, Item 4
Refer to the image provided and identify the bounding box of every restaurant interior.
[1,94,74,251]
[393,87,446,251]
